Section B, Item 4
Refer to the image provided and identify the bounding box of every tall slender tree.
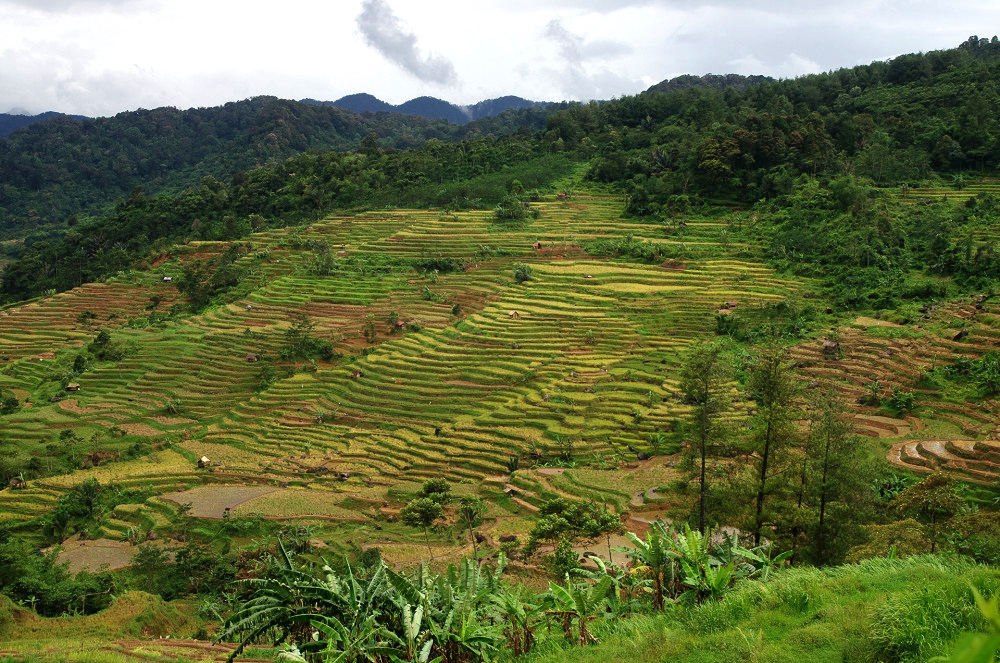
[803,391,873,565]
[744,347,798,546]
[679,341,731,534]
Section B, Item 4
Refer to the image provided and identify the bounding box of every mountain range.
[302,94,549,125]
[0,111,87,138]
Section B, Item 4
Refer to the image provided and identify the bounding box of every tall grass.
[524,555,996,663]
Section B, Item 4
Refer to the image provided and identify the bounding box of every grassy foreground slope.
[0,556,993,662]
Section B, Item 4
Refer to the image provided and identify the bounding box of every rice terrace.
[4,33,1000,663]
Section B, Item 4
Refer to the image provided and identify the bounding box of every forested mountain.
[4,35,1000,307]
[643,73,773,95]
[0,111,87,138]
[307,93,548,124]
[0,96,558,236]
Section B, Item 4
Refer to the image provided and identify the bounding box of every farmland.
[0,180,797,543]
[2,178,998,546]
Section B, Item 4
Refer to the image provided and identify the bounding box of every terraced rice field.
[788,297,1000,482]
[12,184,997,557]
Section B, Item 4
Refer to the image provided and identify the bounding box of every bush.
[513,263,533,284]
[886,387,917,414]
[493,195,530,224]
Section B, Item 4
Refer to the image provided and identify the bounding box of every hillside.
[0,111,87,138]
[0,180,998,658]
[0,97,555,237]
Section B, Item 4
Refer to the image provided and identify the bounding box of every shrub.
[513,263,533,284]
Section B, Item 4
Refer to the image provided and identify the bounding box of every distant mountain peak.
[644,73,773,96]
[301,94,548,125]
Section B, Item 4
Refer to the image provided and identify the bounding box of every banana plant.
[620,520,678,610]
[543,574,613,646]
[391,603,439,663]
[491,585,540,657]
[387,558,504,663]
[572,555,649,618]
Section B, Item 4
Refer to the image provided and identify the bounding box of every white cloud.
[0,0,997,115]
[356,0,458,86]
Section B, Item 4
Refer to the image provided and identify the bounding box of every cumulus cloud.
[356,0,458,86]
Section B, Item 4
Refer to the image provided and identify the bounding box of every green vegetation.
[4,34,1000,663]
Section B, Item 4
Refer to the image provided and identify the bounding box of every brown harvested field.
[161,485,278,518]
[53,536,143,573]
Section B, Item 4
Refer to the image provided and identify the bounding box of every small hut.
[508,310,520,319]
[954,329,969,341]
[246,353,258,363]
[197,456,211,468]
[353,369,364,379]
[162,276,172,282]
[822,340,840,353]
[7,477,26,490]
[532,241,542,249]
[66,383,80,392]
[557,192,568,199]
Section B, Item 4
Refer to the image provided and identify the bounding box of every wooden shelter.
[197,456,211,468]
[66,383,80,392]
[508,310,520,319]
[246,353,258,363]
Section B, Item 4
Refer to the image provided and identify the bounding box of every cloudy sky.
[1,0,997,117]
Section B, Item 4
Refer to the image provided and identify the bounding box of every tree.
[400,497,444,560]
[457,496,487,562]
[893,473,962,553]
[743,348,799,546]
[418,478,452,504]
[802,392,873,566]
[70,477,103,520]
[493,195,529,224]
[131,544,172,594]
[679,342,731,534]
[525,498,621,561]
